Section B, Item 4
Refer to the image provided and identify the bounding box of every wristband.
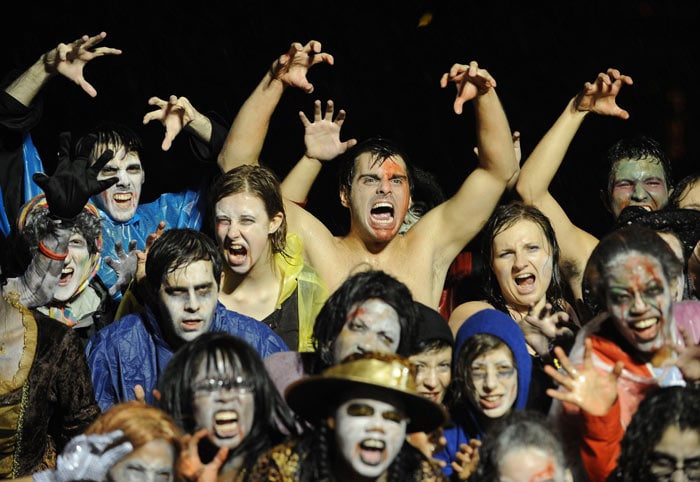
[39,240,68,261]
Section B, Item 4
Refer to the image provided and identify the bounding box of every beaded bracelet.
[39,240,68,261]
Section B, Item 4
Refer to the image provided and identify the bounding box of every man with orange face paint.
[219,57,519,309]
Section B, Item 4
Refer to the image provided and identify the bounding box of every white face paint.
[93,147,144,223]
[156,259,219,343]
[332,396,407,479]
[191,353,255,449]
[54,231,95,301]
[467,345,518,419]
[605,252,673,354]
[106,438,175,482]
[332,299,402,363]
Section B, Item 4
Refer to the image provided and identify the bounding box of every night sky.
[3,0,698,242]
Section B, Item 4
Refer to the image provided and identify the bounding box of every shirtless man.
[219,51,519,308]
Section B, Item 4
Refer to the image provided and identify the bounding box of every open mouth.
[112,192,133,207]
[370,202,395,225]
[514,273,535,286]
[213,410,240,439]
[629,317,660,340]
[225,242,248,266]
[58,267,74,285]
[359,438,386,465]
[479,394,505,410]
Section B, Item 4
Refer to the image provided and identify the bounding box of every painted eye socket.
[345,403,408,424]
[470,365,516,381]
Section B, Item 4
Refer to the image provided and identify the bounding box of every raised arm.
[412,61,518,262]
[217,40,334,172]
[515,69,633,302]
[5,31,121,104]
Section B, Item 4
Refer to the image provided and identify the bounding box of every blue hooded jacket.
[86,301,288,411]
[435,309,532,476]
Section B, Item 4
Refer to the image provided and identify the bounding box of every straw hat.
[285,352,448,433]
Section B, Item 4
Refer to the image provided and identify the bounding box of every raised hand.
[33,132,119,220]
[407,427,447,468]
[143,95,208,151]
[42,32,122,98]
[104,240,139,297]
[573,68,634,119]
[270,40,334,93]
[178,429,228,482]
[299,99,357,161]
[666,327,700,382]
[545,338,623,416]
[440,60,497,115]
[520,301,574,357]
[451,439,482,480]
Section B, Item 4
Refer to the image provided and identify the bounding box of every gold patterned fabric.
[0,295,99,478]
[247,437,448,482]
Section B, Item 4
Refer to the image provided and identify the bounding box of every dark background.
[3,0,698,241]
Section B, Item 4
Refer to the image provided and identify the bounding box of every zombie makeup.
[191,350,255,449]
[332,298,401,363]
[156,259,219,344]
[498,446,568,482]
[467,345,518,419]
[604,252,674,354]
[106,439,175,482]
[609,158,669,218]
[53,231,97,302]
[93,148,144,223]
[345,153,411,242]
[332,396,408,479]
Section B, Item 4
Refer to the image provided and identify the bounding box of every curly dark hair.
[609,385,700,482]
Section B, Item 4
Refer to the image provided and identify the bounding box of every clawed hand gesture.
[545,338,623,416]
[270,40,334,93]
[663,326,700,382]
[299,99,357,161]
[42,32,122,98]
[104,240,138,297]
[178,429,228,482]
[451,438,482,480]
[520,301,574,357]
[573,68,633,119]
[143,95,207,151]
[440,60,497,115]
